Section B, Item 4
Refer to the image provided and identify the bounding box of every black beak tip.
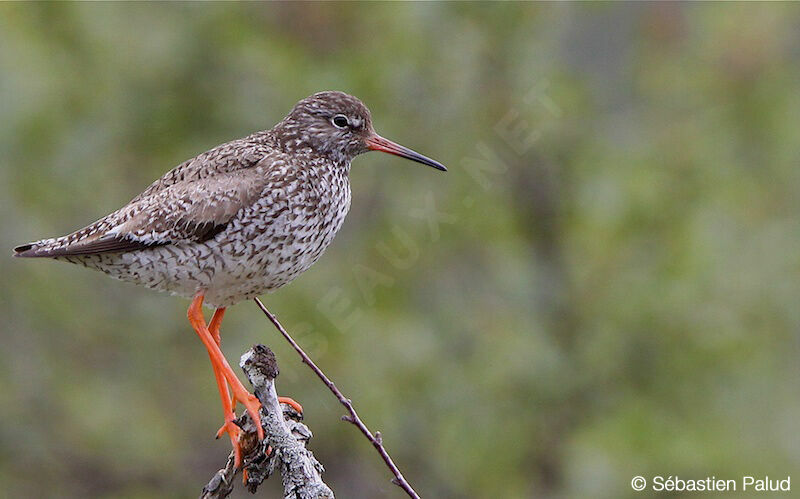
[415,156,447,172]
[367,134,448,172]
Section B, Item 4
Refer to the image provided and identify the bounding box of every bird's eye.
[332,115,349,129]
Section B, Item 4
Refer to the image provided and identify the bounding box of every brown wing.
[13,236,161,258]
[14,158,273,258]
[131,132,272,202]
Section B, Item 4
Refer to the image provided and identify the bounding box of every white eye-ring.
[332,114,349,129]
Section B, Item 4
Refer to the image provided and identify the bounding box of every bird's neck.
[269,134,350,172]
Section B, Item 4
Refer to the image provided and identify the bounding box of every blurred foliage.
[2,3,800,498]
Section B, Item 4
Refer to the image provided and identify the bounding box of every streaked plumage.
[14,91,445,308]
[14,90,446,468]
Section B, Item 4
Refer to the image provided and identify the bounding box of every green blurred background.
[2,3,799,498]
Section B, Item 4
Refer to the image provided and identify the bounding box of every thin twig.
[254,297,421,499]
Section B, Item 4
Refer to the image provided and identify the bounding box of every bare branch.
[241,345,334,498]
[253,297,421,499]
[200,451,238,499]
[201,344,333,499]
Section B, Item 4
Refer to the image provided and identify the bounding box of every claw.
[242,393,265,440]
[217,419,243,468]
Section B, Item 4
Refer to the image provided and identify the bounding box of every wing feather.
[14,138,276,258]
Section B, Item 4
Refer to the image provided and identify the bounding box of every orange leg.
[187,293,264,442]
[208,307,226,345]
[208,308,236,422]
[204,308,245,467]
[206,308,300,484]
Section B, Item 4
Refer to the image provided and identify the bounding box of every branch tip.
[239,343,279,379]
[253,297,421,499]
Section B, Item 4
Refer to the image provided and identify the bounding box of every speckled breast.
[206,159,352,306]
[65,159,352,308]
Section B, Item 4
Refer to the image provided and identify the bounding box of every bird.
[13,90,446,467]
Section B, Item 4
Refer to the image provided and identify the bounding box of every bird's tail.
[13,238,62,258]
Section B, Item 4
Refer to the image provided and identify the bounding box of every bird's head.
[276,91,446,171]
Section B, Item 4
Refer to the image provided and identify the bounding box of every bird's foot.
[221,395,301,438]
[238,392,264,441]
[216,417,243,468]
[219,396,302,469]
[278,396,304,416]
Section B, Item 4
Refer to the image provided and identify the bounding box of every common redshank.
[14,91,446,466]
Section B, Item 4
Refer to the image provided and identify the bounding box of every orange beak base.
[366,135,447,171]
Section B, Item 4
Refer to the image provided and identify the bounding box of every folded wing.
[14,163,270,258]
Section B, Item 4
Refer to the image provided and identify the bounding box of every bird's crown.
[274,91,374,163]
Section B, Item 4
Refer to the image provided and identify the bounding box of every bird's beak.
[366,135,447,172]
